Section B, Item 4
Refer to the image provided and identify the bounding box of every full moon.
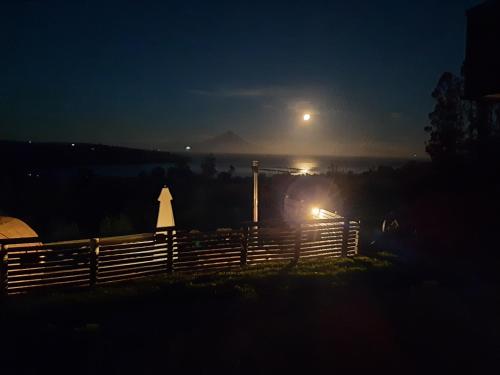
[303,113,311,121]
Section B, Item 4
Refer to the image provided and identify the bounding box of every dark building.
[464,0,500,101]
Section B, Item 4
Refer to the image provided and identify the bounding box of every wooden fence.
[0,218,359,295]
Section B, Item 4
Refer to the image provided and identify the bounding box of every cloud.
[189,86,331,118]
[188,86,300,99]
[287,99,318,114]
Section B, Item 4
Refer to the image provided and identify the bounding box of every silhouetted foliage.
[151,166,166,180]
[420,68,500,258]
[495,105,500,137]
[426,71,500,164]
[425,72,466,163]
[200,154,217,178]
[217,165,236,182]
[100,213,133,236]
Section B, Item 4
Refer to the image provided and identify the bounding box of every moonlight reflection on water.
[293,161,318,175]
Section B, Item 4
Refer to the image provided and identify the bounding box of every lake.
[87,154,424,177]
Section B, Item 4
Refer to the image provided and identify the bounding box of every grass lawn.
[1,253,499,374]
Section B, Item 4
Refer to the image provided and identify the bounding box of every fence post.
[166,228,174,274]
[0,244,7,296]
[341,219,350,257]
[240,227,248,267]
[294,225,301,265]
[90,238,99,286]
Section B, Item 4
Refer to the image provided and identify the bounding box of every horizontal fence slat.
[300,242,344,252]
[99,241,157,252]
[98,233,156,246]
[175,256,242,268]
[174,240,243,249]
[98,257,167,272]
[7,258,89,268]
[176,252,242,264]
[3,218,360,294]
[99,248,168,261]
[300,238,344,246]
[247,257,294,265]
[8,273,90,287]
[247,248,297,255]
[99,254,168,268]
[176,244,242,253]
[8,280,90,294]
[247,249,295,255]
[247,255,296,261]
[8,266,89,279]
[300,249,343,257]
[97,269,165,284]
[175,261,241,273]
[7,262,90,275]
[7,246,90,258]
[299,252,341,260]
[98,264,166,279]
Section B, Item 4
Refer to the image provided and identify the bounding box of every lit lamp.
[311,207,339,220]
[311,207,321,219]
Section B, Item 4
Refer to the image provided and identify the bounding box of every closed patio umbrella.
[157,186,175,229]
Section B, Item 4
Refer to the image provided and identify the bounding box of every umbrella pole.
[252,161,259,223]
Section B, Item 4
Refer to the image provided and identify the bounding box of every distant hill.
[194,131,256,154]
[0,140,188,168]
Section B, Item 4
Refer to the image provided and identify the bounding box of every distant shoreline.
[3,139,428,177]
[1,140,188,169]
[33,154,427,178]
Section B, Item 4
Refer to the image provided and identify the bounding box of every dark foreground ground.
[1,253,499,374]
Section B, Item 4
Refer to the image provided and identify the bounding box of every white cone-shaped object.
[157,186,175,228]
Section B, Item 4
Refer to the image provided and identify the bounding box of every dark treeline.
[0,158,249,241]
[425,71,500,167]
[0,148,424,243]
[1,142,498,261]
[388,70,500,258]
[0,140,187,168]
[0,149,427,249]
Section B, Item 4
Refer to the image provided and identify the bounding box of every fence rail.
[0,218,359,295]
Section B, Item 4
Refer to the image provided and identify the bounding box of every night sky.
[1,0,480,157]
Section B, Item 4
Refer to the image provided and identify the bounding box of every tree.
[217,165,235,182]
[167,158,193,180]
[100,213,133,236]
[427,69,500,164]
[200,154,217,178]
[425,72,466,163]
[495,105,500,137]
